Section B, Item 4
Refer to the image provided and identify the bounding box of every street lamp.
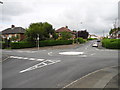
[37,34,39,50]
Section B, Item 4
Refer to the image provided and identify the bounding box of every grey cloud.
[1,0,119,36]
[1,1,33,22]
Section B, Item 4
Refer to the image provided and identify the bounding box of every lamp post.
[37,34,39,50]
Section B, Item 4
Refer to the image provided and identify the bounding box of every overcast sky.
[0,0,119,36]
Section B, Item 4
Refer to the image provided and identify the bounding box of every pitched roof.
[56,27,73,33]
[2,27,25,34]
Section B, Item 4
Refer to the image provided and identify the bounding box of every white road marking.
[16,57,23,59]
[9,56,45,61]
[80,55,87,57]
[19,59,61,73]
[90,53,96,56]
[23,57,29,59]
[1,56,10,62]
[3,51,12,52]
[29,58,36,60]
[48,52,53,56]
[59,52,84,55]
[36,59,44,61]
[5,50,38,53]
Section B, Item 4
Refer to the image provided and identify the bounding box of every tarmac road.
[2,40,118,88]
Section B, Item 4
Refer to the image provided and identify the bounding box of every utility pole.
[103,30,105,37]
[37,34,39,50]
[113,19,117,29]
[77,22,83,44]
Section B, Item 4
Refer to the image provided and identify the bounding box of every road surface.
[2,40,118,88]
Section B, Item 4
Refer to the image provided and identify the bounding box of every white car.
[92,42,98,47]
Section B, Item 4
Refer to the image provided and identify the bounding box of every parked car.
[97,39,101,42]
[92,42,98,47]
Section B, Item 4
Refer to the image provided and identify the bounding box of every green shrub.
[10,40,73,49]
[2,43,6,49]
[87,38,96,40]
[0,42,7,49]
[102,39,120,49]
[39,40,73,47]
[11,41,36,49]
[75,38,86,44]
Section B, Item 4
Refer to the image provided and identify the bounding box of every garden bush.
[0,42,7,49]
[39,40,73,47]
[11,41,36,49]
[102,39,120,49]
[87,38,96,40]
[10,40,73,49]
[75,38,86,44]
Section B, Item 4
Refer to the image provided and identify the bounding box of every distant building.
[88,34,98,39]
[1,25,26,42]
[110,28,120,39]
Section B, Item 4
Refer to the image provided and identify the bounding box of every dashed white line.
[23,58,28,59]
[36,59,44,61]
[9,56,45,61]
[29,58,36,60]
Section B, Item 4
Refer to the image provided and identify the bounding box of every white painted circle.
[59,52,84,55]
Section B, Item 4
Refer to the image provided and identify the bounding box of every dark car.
[97,39,101,42]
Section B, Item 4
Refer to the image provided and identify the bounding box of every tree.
[77,30,89,39]
[60,31,72,40]
[109,27,120,35]
[25,22,55,42]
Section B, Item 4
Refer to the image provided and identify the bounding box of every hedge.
[102,39,120,49]
[87,38,96,41]
[75,38,86,44]
[10,40,73,49]
[39,40,73,47]
[0,42,7,49]
[11,42,36,49]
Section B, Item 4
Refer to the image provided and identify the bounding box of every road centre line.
[19,59,61,73]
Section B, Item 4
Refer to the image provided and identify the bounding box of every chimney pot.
[65,26,68,28]
[11,25,15,28]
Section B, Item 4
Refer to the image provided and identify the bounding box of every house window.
[9,35,12,38]
[15,34,17,37]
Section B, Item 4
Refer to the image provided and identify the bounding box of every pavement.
[1,40,119,88]
[62,66,119,89]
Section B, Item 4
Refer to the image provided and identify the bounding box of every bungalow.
[56,26,76,39]
[1,25,25,42]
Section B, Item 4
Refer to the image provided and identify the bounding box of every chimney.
[65,26,68,28]
[11,25,15,28]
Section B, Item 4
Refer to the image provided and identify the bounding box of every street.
[2,41,118,88]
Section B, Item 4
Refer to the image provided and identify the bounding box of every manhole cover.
[59,52,84,55]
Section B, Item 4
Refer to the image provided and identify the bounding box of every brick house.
[110,30,120,39]
[56,26,76,39]
[1,25,25,42]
